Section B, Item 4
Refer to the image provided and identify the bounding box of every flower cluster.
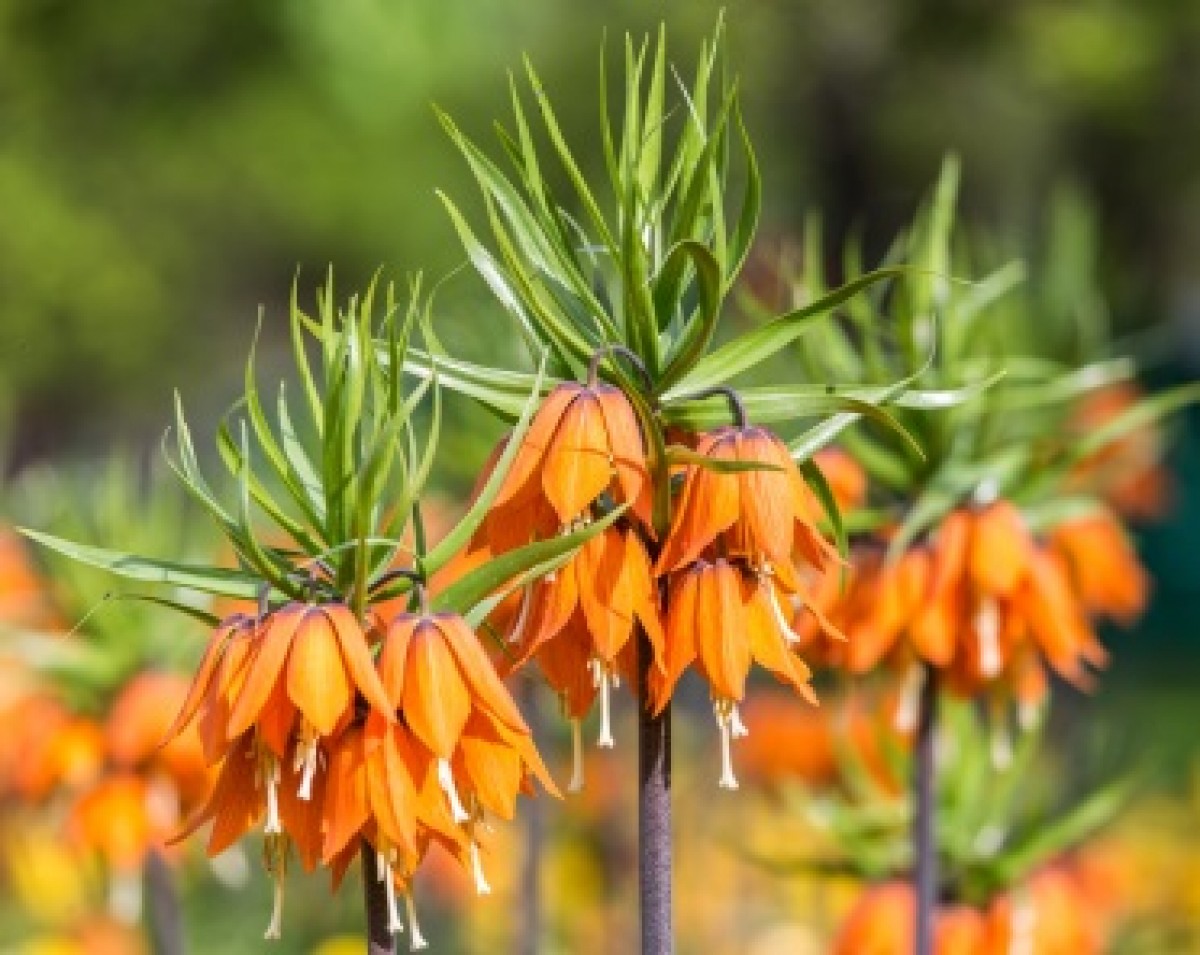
[474,379,845,791]
[795,501,1146,738]
[164,599,554,944]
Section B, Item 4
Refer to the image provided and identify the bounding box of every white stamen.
[297,741,319,801]
[108,871,142,923]
[991,721,1013,771]
[469,841,492,895]
[597,666,615,749]
[1018,698,1041,733]
[567,718,585,793]
[766,580,802,645]
[384,865,404,934]
[730,703,750,739]
[406,893,429,951]
[264,878,284,940]
[716,704,739,790]
[377,850,389,882]
[976,598,1002,678]
[437,759,470,824]
[264,759,283,834]
[610,672,621,689]
[508,586,532,644]
[894,664,926,733]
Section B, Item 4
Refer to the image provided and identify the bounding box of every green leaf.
[800,457,847,561]
[431,506,626,617]
[19,529,272,601]
[421,358,548,576]
[666,266,905,395]
[664,445,783,473]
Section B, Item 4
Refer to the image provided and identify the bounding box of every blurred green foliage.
[3,0,1200,466]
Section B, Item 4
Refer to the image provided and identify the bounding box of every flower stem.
[362,840,394,955]
[143,848,183,955]
[637,627,672,954]
[913,664,938,955]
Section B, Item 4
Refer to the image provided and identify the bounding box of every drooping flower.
[167,606,393,799]
[482,381,649,550]
[371,610,557,898]
[655,425,837,587]
[503,524,663,777]
[651,559,818,788]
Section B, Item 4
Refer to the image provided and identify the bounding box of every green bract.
[788,158,1200,552]
[427,20,918,538]
[22,275,612,623]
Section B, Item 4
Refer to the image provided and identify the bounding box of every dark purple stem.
[362,840,394,955]
[637,627,672,954]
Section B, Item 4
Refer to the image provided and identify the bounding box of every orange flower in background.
[1070,382,1172,520]
[106,670,209,806]
[834,872,1103,955]
[67,774,155,873]
[736,691,907,794]
[811,447,868,512]
[1050,513,1148,624]
[0,526,57,628]
[801,498,1143,730]
[483,381,649,550]
[19,715,106,802]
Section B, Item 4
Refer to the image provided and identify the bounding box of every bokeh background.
[2,1,1199,952]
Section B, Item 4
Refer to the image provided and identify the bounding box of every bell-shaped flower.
[503,525,664,775]
[651,559,818,789]
[483,382,649,550]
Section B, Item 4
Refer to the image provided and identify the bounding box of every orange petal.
[436,613,529,735]
[494,384,578,510]
[737,428,796,565]
[377,615,418,708]
[542,391,613,521]
[160,616,248,747]
[286,608,352,736]
[968,501,1032,597]
[205,736,262,856]
[654,434,741,574]
[402,621,471,759]
[227,604,304,738]
[695,561,751,701]
[326,605,394,719]
[577,529,637,661]
[596,385,648,509]
[321,730,370,863]
[279,746,327,872]
[654,570,700,713]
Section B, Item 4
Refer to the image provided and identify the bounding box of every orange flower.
[653,559,817,788]
[1070,382,1172,520]
[834,877,1101,955]
[68,774,154,872]
[810,498,1138,729]
[811,446,868,512]
[372,610,557,896]
[655,426,835,585]
[106,670,209,806]
[1050,513,1148,624]
[168,605,392,795]
[484,382,649,549]
[504,525,663,778]
[986,868,1102,954]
